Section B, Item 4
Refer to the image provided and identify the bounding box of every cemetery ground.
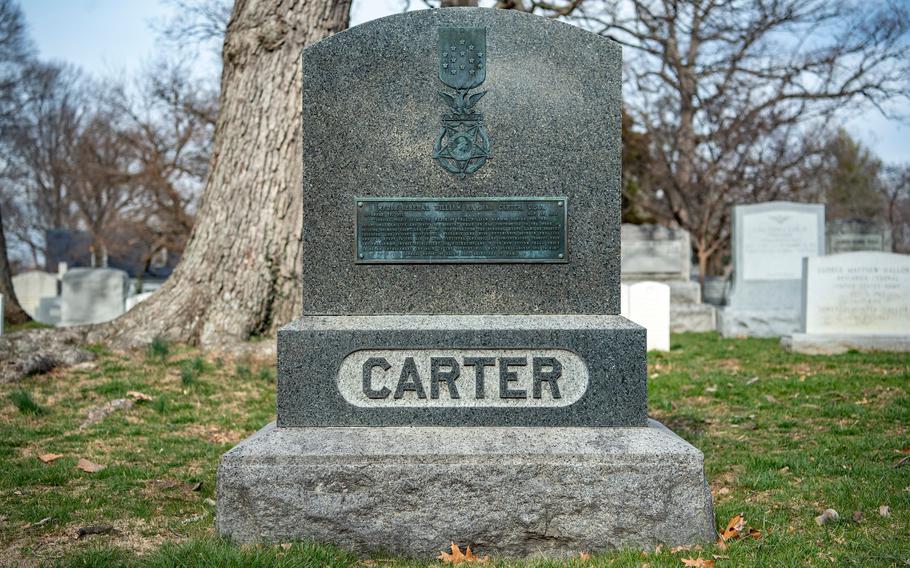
[1,334,908,567]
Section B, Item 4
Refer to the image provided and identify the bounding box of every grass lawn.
[1,333,908,567]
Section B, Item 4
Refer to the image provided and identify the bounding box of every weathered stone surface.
[60,268,129,327]
[670,304,716,333]
[277,314,647,427]
[621,224,690,281]
[782,334,910,355]
[216,420,716,557]
[302,9,622,316]
[722,202,825,337]
[717,308,800,338]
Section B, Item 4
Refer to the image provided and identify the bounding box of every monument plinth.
[217,8,714,557]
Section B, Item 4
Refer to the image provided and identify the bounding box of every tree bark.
[0,203,31,325]
[100,0,352,348]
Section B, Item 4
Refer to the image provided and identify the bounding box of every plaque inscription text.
[356,197,568,263]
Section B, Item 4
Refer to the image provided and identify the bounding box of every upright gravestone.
[827,218,892,254]
[217,8,714,557]
[718,201,825,337]
[621,281,671,351]
[783,252,910,354]
[60,268,130,326]
[621,224,716,332]
[11,270,59,320]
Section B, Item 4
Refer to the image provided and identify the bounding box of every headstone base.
[670,304,717,333]
[216,421,716,558]
[717,308,799,338]
[782,334,910,355]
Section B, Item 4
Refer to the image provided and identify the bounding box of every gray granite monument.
[783,251,910,354]
[827,218,892,254]
[217,8,714,558]
[620,224,716,332]
[718,201,825,337]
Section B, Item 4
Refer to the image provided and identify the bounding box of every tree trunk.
[100,0,352,348]
[0,203,32,325]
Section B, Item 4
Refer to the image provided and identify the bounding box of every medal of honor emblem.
[433,28,491,179]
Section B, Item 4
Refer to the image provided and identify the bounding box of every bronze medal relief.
[433,28,491,179]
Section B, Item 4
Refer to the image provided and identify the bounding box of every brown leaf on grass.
[126,390,153,402]
[900,446,910,454]
[76,458,105,473]
[720,514,746,541]
[578,552,591,561]
[893,456,910,468]
[681,558,714,567]
[670,545,693,553]
[38,453,64,463]
[438,543,489,564]
[747,528,762,540]
[878,505,891,517]
[764,394,778,404]
[852,511,862,523]
[815,508,839,525]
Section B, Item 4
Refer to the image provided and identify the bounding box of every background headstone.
[125,292,154,312]
[11,270,59,320]
[60,268,129,326]
[827,218,892,254]
[719,201,825,337]
[621,281,670,351]
[784,252,910,354]
[621,224,716,332]
[36,297,62,326]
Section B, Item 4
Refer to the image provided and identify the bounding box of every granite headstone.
[718,201,825,337]
[217,8,714,558]
[621,224,716,332]
[783,252,910,354]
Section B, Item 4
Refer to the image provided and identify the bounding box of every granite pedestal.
[217,420,715,558]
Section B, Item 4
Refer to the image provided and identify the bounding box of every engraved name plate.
[355,197,568,263]
[338,349,589,408]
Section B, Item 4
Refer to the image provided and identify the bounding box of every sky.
[19,0,908,164]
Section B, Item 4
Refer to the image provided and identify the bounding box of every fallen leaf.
[764,395,778,404]
[720,514,746,541]
[578,552,591,561]
[815,508,839,526]
[745,376,759,385]
[669,545,692,553]
[716,487,731,496]
[901,446,910,454]
[894,456,910,468]
[127,390,153,402]
[76,458,105,473]
[26,517,53,528]
[38,453,64,463]
[879,505,891,517]
[715,538,727,551]
[681,558,714,567]
[191,481,203,492]
[280,543,292,550]
[853,511,862,522]
[438,543,488,564]
[778,466,790,474]
[747,528,763,540]
[77,524,115,538]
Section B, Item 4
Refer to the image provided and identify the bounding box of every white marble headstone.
[60,268,130,326]
[802,252,910,335]
[11,270,59,320]
[621,281,670,352]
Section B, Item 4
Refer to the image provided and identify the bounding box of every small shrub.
[147,336,170,361]
[9,390,45,415]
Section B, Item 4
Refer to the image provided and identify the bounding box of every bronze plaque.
[356,197,568,263]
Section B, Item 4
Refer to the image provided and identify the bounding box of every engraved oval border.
[338,348,589,408]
